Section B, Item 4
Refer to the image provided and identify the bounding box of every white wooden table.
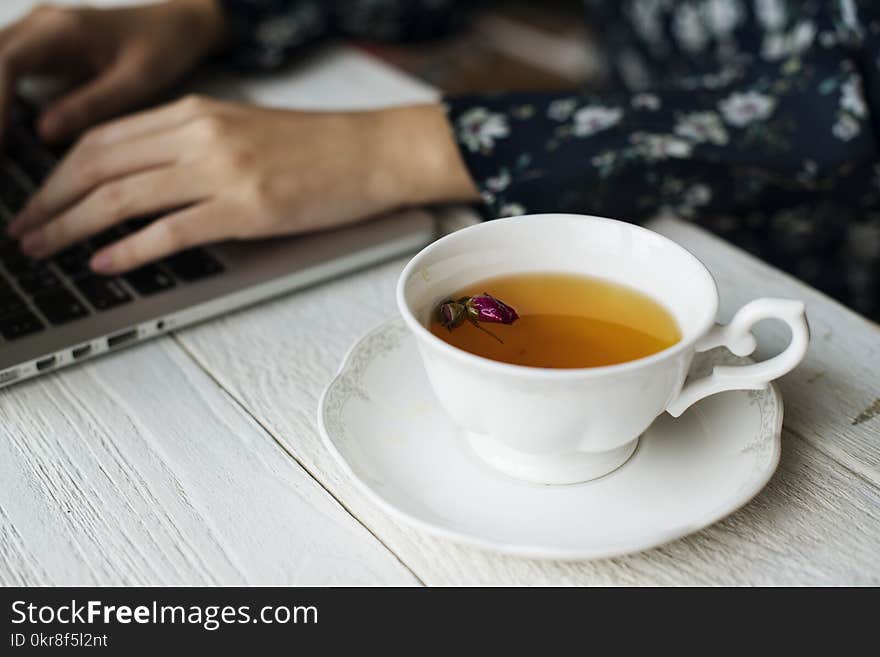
[1,1,879,586]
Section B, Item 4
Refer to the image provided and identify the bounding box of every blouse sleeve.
[444,43,879,236]
[217,0,473,69]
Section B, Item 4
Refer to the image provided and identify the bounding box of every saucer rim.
[317,318,783,561]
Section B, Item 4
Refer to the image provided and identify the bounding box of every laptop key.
[165,249,224,281]
[7,133,56,183]
[0,290,27,317]
[32,288,89,325]
[0,171,29,213]
[74,275,132,310]
[124,265,176,296]
[16,266,61,295]
[91,226,131,249]
[0,309,44,340]
[54,246,93,278]
[0,244,32,274]
[125,216,158,232]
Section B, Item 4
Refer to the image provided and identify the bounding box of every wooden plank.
[0,338,419,586]
[3,0,877,585]
[174,223,880,584]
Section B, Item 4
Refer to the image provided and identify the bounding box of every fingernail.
[90,251,113,273]
[20,230,45,255]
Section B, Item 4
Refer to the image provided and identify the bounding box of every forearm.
[374,104,480,209]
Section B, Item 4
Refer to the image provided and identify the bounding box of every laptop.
[0,52,438,390]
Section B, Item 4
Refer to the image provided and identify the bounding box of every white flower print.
[485,170,511,193]
[673,3,709,53]
[790,20,817,50]
[674,111,729,145]
[761,20,815,60]
[457,108,510,153]
[703,0,743,39]
[819,31,837,48]
[771,209,814,239]
[547,99,577,122]
[761,34,785,60]
[839,0,859,35]
[629,0,669,54]
[841,76,867,118]
[591,151,616,168]
[832,114,860,141]
[498,203,526,217]
[684,184,712,206]
[256,19,302,49]
[676,183,713,217]
[630,132,694,160]
[572,106,623,137]
[754,0,786,31]
[631,93,661,111]
[662,177,685,195]
[618,48,652,90]
[719,91,777,126]
[797,159,819,185]
[256,5,322,49]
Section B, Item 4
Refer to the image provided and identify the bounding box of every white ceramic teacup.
[397,214,809,485]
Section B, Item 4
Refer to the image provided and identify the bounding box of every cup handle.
[666,298,809,417]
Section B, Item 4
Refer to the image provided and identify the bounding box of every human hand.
[0,0,226,142]
[7,95,479,273]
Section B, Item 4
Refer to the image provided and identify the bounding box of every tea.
[429,272,681,368]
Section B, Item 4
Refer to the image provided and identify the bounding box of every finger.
[19,165,212,258]
[0,12,78,77]
[0,26,38,145]
[0,13,81,143]
[0,27,68,77]
[0,24,13,50]
[90,201,232,274]
[67,94,222,148]
[9,123,196,237]
[37,59,153,142]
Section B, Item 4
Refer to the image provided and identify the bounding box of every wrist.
[372,104,480,208]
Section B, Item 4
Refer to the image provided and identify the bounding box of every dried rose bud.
[438,300,467,330]
[436,293,518,343]
[467,294,519,325]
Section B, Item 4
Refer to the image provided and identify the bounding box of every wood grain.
[2,0,878,586]
[0,338,418,586]
[175,215,880,584]
[653,217,880,488]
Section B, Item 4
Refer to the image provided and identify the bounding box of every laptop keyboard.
[0,100,225,343]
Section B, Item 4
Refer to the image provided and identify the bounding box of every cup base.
[466,433,640,485]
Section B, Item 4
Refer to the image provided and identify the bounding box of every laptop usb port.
[0,368,19,384]
[72,345,92,360]
[107,329,138,349]
[36,356,57,371]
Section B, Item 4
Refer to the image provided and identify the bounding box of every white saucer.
[318,319,783,561]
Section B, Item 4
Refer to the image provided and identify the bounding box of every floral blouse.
[219,0,880,320]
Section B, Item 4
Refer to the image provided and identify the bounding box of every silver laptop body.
[0,54,438,390]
